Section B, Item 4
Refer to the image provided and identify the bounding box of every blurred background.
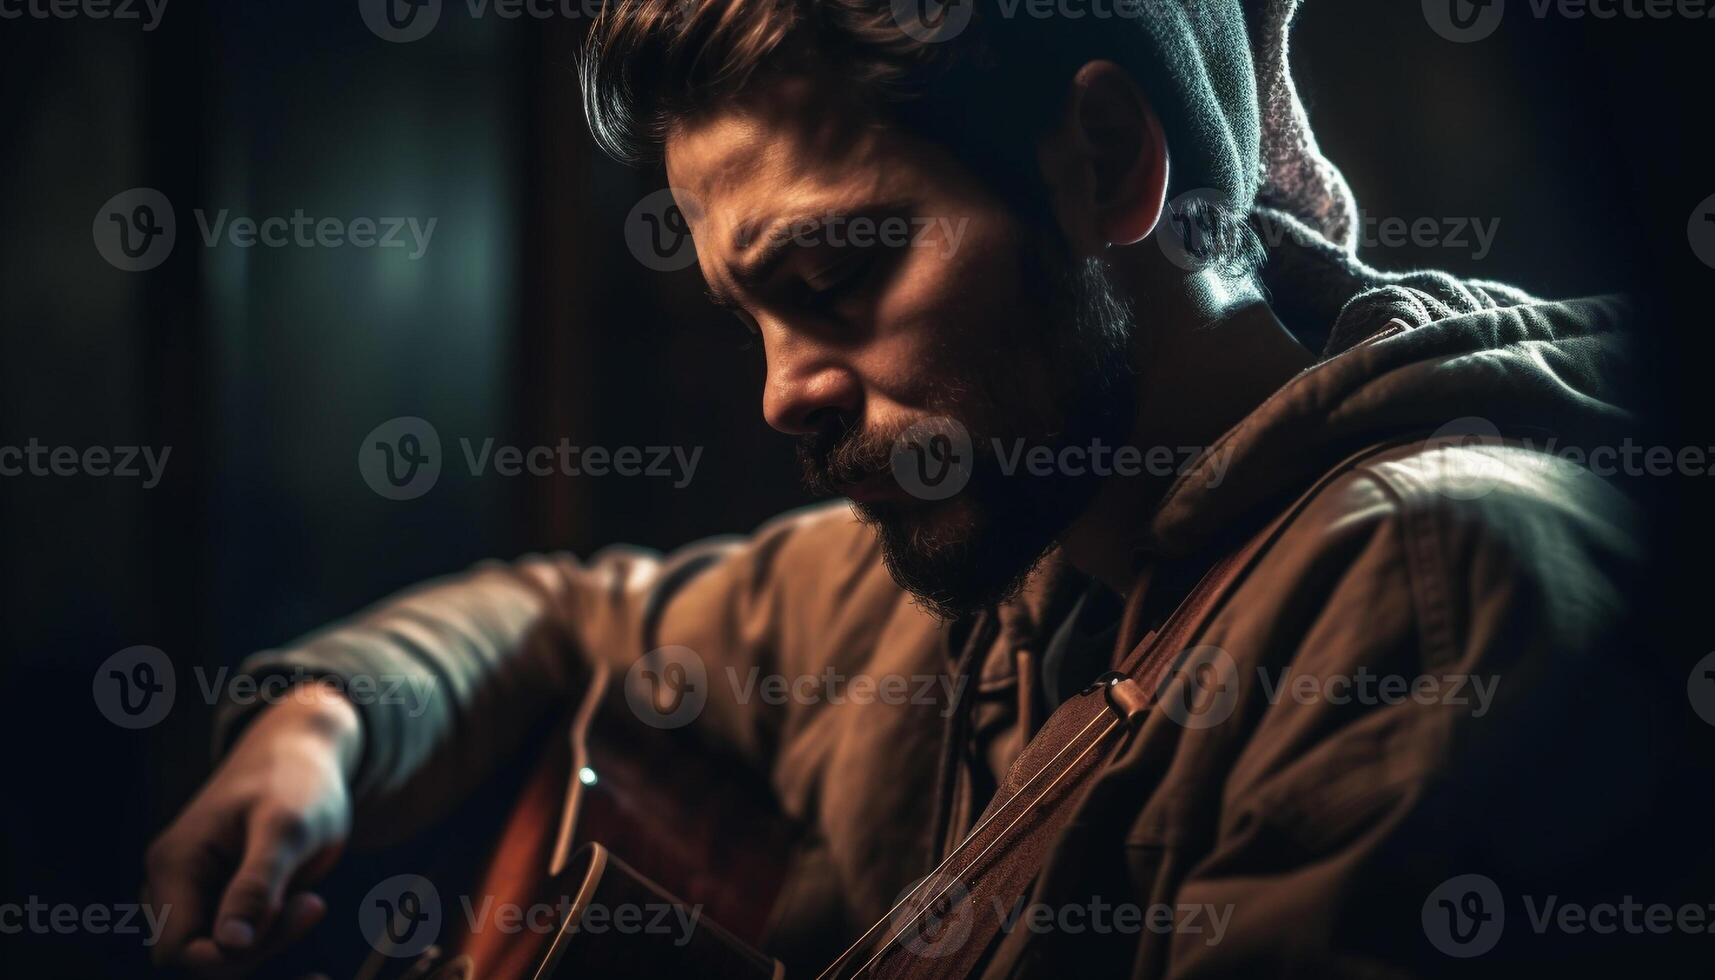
[0,1,1710,976]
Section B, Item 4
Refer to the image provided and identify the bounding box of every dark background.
[1,1,1710,976]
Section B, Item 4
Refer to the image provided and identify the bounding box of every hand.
[144,680,363,976]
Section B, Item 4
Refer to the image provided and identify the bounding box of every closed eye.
[704,288,761,350]
[800,250,879,312]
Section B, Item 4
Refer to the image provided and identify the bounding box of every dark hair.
[580,0,1261,275]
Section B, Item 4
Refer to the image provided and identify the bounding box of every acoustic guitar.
[436,659,798,979]
[353,655,1161,980]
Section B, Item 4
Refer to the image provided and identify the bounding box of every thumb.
[212,808,316,951]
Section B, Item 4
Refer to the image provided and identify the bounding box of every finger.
[212,808,316,952]
[180,891,326,980]
[145,837,217,965]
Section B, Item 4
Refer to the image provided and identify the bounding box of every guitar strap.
[897,437,1414,979]
[1113,435,1418,687]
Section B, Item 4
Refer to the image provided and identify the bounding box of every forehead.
[662,75,917,249]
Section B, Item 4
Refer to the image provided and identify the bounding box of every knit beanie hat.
[1243,0,1360,250]
[1117,0,1357,250]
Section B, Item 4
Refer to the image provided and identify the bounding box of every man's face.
[666,75,1137,618]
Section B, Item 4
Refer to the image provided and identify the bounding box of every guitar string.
[812,695,1121,980]
[846,711,1124,979]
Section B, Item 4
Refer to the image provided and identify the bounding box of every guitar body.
[522,844,783,980]
[452,664,798,979]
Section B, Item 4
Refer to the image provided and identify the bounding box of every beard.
[798,233,1139,620]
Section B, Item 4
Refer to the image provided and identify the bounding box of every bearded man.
[144,1,1657,976]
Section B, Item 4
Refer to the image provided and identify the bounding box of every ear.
[1037,60,1169,251]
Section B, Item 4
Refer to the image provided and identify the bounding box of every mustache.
[797,420,907,497]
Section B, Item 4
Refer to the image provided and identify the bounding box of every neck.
[1058,264,1315,596]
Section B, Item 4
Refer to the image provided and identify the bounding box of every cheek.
[862,215,1054,422]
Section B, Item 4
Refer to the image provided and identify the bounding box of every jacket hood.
[1140,208,1638,559]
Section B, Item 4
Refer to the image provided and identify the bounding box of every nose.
[760,331,862,436]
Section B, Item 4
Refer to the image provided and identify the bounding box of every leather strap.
[1112,437,1412,704]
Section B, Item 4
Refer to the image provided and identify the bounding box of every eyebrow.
[701,219,792,310]
[728,214,826,290]
[705,205,900,309]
